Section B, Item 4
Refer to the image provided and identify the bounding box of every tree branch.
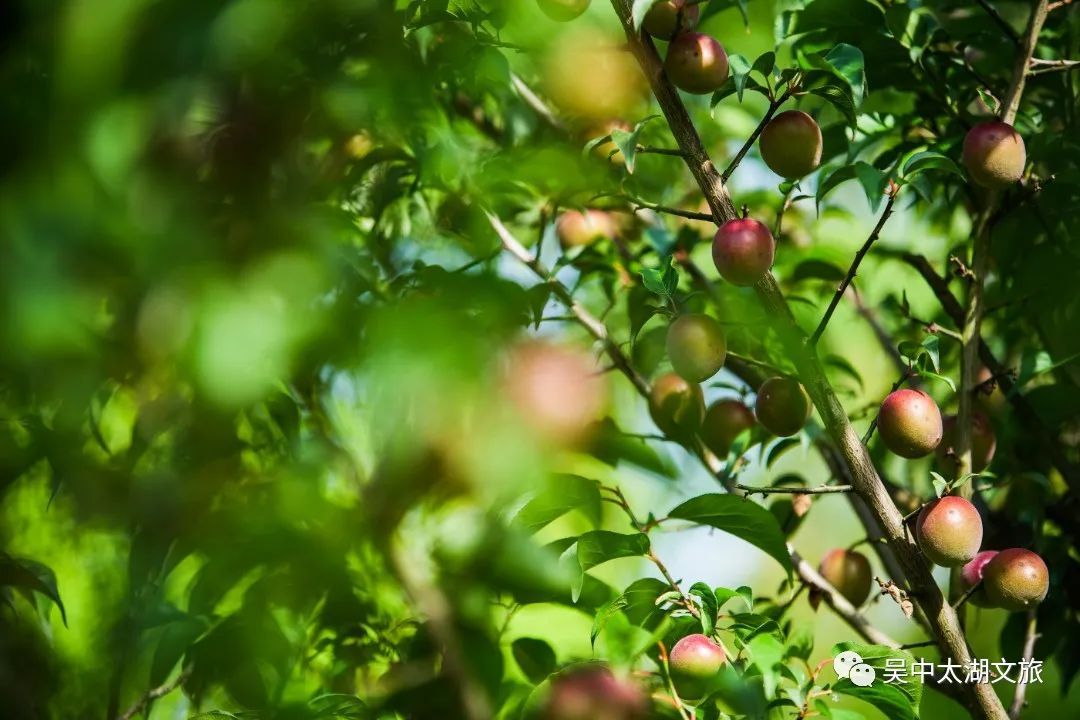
[974,0,1022,46]
[116,667,192,720]
[736,482,853,495]
[809,191,898,346]
[789,548,900,648]
[1008,610,1039,718]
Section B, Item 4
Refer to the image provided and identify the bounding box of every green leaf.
[512,638,557,684]
[0,554,67,626]
[667,495,792,574]
[901,150,963,180]
[854,161,888,212]
[576,531,651,572]
[608,116,660,174]
[751,51,776,79]
[640,255,678,299]
[689,581,718,635]
[701,0,750,27]
[823,44,866,106]
[931,471,949,497]
[514,474,602,532]
[830,641,923,720]
[728,54,752,102]
[817,164,857,208]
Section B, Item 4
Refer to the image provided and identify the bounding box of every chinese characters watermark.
[833,651,1043,688]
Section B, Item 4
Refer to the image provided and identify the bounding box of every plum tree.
[982,548,1049,611]
[959,549,999,608]
[962,121,1026,188]
[649,372,704,438]
[701,399,755,456]
[712,217,775,286]
[754,376,810,437]
[666,313,727,382]
[556,209,618,249]
[642,0,699,39]
[758,110,822,179]
[877,388,943,458]
[818,549,872,607]
[669,633,725,700]
[664,32,728,95]
[542,665,649,720]
[537,0,591,21]
[916,496,983,567]
[505,341,606,444]
[936,412,997,474]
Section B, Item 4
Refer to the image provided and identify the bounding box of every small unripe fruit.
[643,0,699,38]
[669,633,725,700]
[542,665,649,720]
[959,550,999,608]
[664,32,728,95]
[537,0,591,21]
[962,121,1026,189]
[916,496,983,567]
[935,412,997,474]
[982,548,1049,612]
[666,314,727,383]
[818,549,872,607]
[556,210,618,249]
[759,110,823,179]
[505,341,606,444]
[649,372,704,438]
[712,218,775,287]
[755,376,811,437]
[877,389,943,458]
[701,399,755,456]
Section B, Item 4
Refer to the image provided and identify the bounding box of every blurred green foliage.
[0,0,1078,719]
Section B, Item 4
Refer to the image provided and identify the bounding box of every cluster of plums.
[649,313,812,447]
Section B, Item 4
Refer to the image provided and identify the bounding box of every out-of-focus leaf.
[511,638,557,684]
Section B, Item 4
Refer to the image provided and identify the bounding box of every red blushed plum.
[642,0,699,39]
[542,665,649,720]
[818,548,873,607]
[755,376,811,437]
[701,399,755,456]
[877,388,943,458]
[935,412,997,474]
[916,496,983,567]
[537,0,591,22]
[666,313,727,383]
[712,218,775,287]
[669,633,725,700]
[758,110,823,179]
[556,209,617,249]
[982,548,1049,612]
[962,121,1026,188]
[664,32,728,94]
[959,550,999,608]
[649,372,705,439]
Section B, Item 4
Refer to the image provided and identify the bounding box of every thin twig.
[721,89,793,183]
[116,667,192,720]
[862,370,912,445]
[735,482,853,495]
[951,580,982,610]
[974,0,1022,46]
[1008,610,1040,718]
[637,145,687,157]
[809,190,898,346]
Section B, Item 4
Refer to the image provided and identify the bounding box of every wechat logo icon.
[833,650,876,687]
